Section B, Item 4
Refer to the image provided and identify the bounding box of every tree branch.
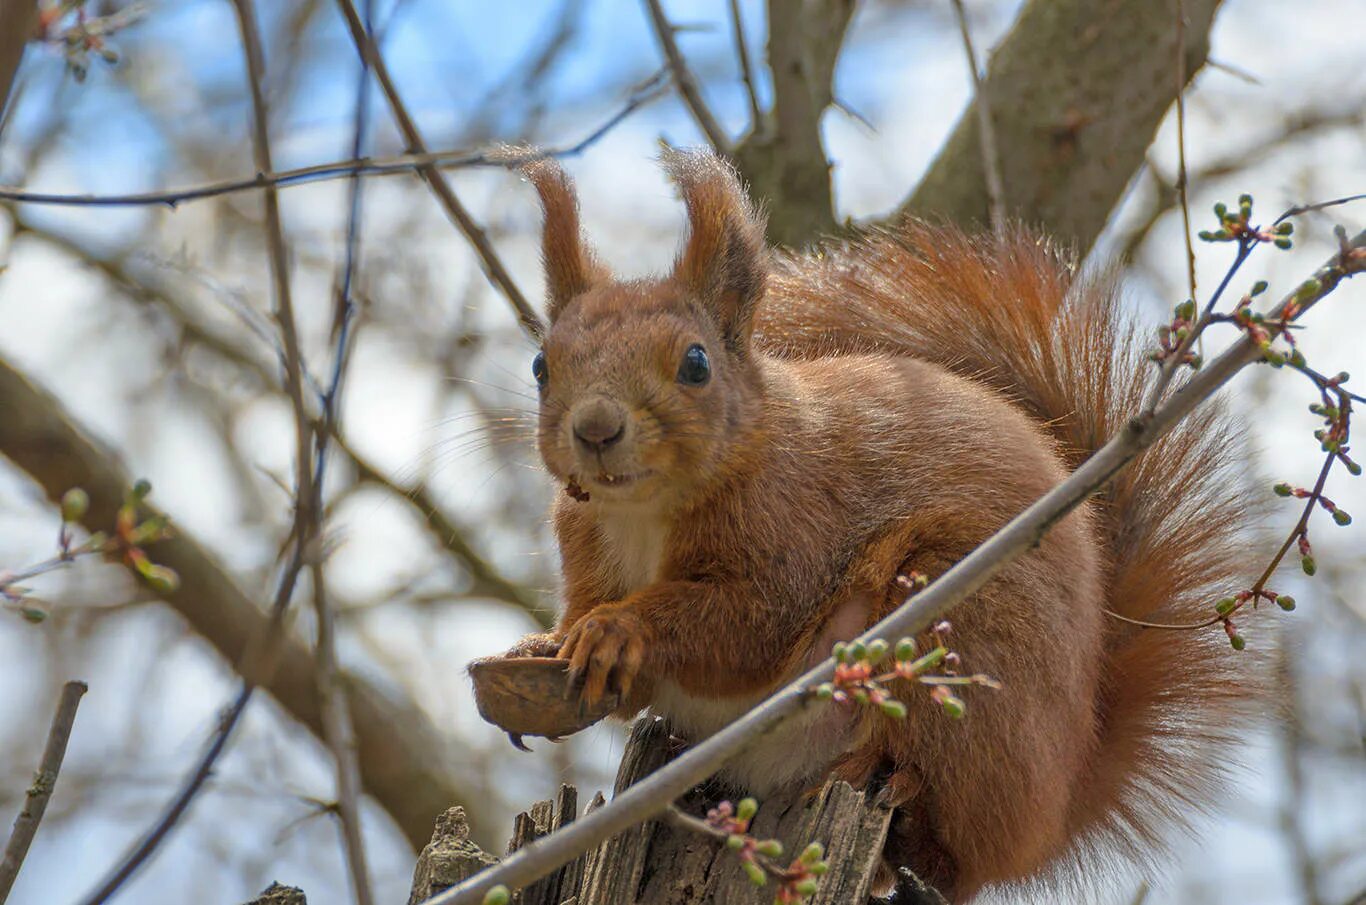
[423,230,1365,903]
[0,680,87,904]
[642,0,733,155]
[0,0,38,140]
[731,0,855,248]
[330,0,545,340]
[898,0,1223,251]
[0,80,666,209]
[0,354,486,852]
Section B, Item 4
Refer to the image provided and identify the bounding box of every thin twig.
[422,232,1366,904]
[642,0,733,155]
[949,0,1005,233]
[331,0,545,339]
[75,2,323,899]
[0,681,87,904]
[726,0,763,134]
[0,79,666,209]
[1173,0,1199,314]
[310,2,375,901]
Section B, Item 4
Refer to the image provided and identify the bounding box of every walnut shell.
[468,655,618,745]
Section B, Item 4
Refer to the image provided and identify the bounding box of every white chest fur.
[595,505,668,593]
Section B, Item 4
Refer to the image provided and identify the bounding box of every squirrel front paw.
[504,631,563,659]
[559,605,648,706]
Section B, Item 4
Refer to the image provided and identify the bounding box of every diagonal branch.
[0,681,87,904]
[330,0,544,340]
[0,354,487,851]
[423,231,1365,903]
[897,0,1223,251]
[641,0,733,155]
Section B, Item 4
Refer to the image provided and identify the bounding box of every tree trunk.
[407,718,947,905]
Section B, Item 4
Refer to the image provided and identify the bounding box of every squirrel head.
[523,150,770,508]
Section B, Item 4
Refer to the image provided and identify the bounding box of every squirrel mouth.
[591,470,649,487]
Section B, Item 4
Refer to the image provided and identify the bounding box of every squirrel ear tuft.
[521,157,606,323]
[661,149,768,352]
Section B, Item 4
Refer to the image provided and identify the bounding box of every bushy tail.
[757,222,1265,874]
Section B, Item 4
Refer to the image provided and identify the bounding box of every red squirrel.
[504,150,1261,901]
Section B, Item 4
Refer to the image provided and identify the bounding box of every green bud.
[1229,633,1246,651]
[727,833,745,850]
[1274,237,1293,250]
[880,699,908,719]
[867,639,889,663]
[139,563,181,594]
[1273,482,1293,497]
[1296,279,1322,300]
[1215,597,1238,616]
[814,683,835,701]
[482,885,510,905]
[895,638,916,662]
[1301,555,1317,576]
[939,694,966,719]
[1275,595,1296,612]
[1197,230,1215,242]
[1264,349,1285,368]
[756,839,783,858]
[1175,299,1196,321]
[1251,280,1269,296]
[1289,350,1307,368]
[743,861,767,886]
[811,862,829,876]
[737,798,758,823]
[795,878,820,896]
[60,488,89,522]
[1345,460,1363,476]
[848,640,868,662]
[130,479,152,501]
[20,606,47,624]
[800,842,825,864]
[832,642,848,663]
[1277,221,1294,235]
[1332,509,1352,526]
[1213,202,1228,219]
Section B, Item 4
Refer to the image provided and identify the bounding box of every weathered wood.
[409,717,938,904]
[407,808,499,905]
[245,882,307,905]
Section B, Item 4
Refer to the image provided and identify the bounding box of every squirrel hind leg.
[880,800,962,903]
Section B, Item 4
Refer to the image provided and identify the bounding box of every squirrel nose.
[572,399,626,452]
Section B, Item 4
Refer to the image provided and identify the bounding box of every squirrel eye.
[677,344,711,386]
[532,351,549,389]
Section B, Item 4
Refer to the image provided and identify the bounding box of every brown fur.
[514,152,1262,901]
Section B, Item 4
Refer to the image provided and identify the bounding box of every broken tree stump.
[409,717,947,904]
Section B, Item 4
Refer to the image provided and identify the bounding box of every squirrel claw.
[508,732,531,752]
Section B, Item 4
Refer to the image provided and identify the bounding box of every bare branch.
[1173,0,1198,307]
[0,0,39,141]
[423,229,1366,904]
[899,0,1223,251]
[0,680,87,904]
[331,0,545,339]
[948,0,1005,233]
[311,2,376,899]
[0,79,667,209]
[726,0,762,134]
[642,0,733,155]
[731,0,855,247]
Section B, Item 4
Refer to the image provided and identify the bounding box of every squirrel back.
[759,223,1264,882]
[518,151,1266,900]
